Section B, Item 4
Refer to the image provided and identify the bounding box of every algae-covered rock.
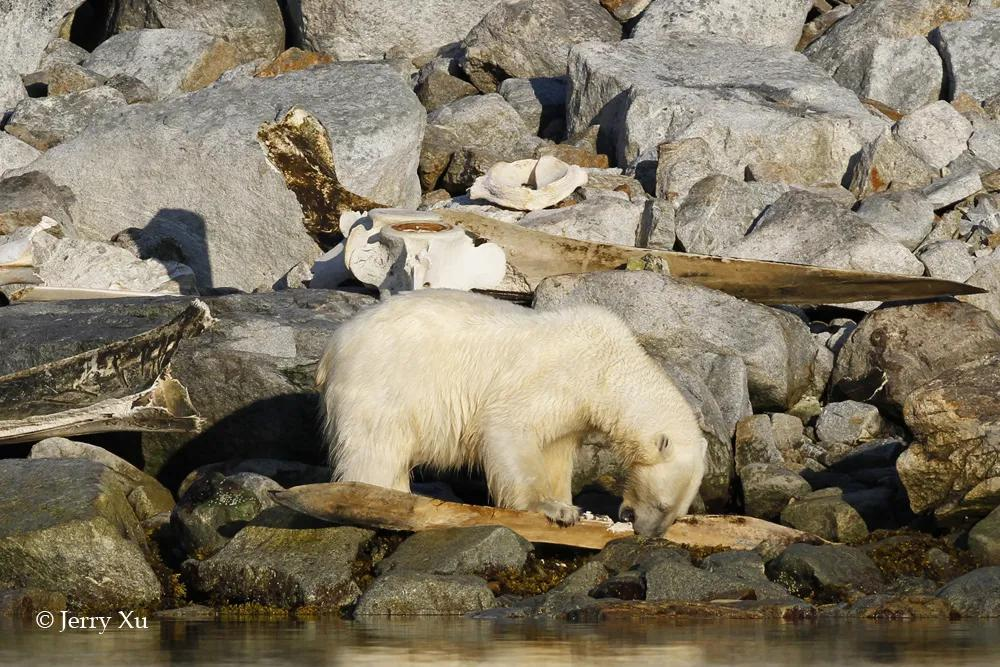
[377,526,532,576]
[0,459,162,612]
[780,488,869,544]
[936,567,1000,618]
[353,572,496,616]
[187,524,374,609]
[766,543,884,601]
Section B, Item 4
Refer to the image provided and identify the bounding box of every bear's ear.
[657,434,670,453]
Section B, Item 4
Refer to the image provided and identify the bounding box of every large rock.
[804,0,967,113]
[894,101,974,170]
[283,0,503,60]
[933,10,1000,102]
[0,0,84,75]
[831,302,1000,417]
[534,271,827,414]
[10,63,424,291]
[29,438,174,521]
[898,353,1000,520]
[815,401,889,446]
[566,35,886,178]
[643,559,755,602]
[377,527,532,575]
[724,190,925,276]
[111,0,285,63]
[0,134,40,179]
[780,488,869,544]
[699,551,794,601]
[855,191,936,251]
[0,170,74,232]
[740,463,812,521]
[4,86,127,150]
[0,459,162,612]
[673,176,785,255]
[460,0,621,93]
[936,567,1000,617]
[765,543,884,601]
[631,0,811,51]
[519,191,644,246]
[82,29,240,100]
[354,572,496,616]
[1,65,26,112]
[187,525,374,609]
[499,76,568,139]
[420,94,541,192]
[969,506,1000,565]
[0,291,373,484]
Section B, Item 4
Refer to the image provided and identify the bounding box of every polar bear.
[316,289,707,537]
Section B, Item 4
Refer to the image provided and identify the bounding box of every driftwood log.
[0,300,213,443]
[272,482,824,551]
[440,209,986,305]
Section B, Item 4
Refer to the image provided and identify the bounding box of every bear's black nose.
[620,507,636,523]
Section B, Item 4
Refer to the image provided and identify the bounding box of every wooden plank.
[439,209,986,305]
[9,286,170,302]
[271,482,824,551]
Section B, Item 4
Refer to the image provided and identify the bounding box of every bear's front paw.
[536,500,581,527]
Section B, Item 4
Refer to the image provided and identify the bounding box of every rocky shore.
[3,0,1000,624]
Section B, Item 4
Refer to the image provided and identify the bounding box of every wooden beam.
[439,209,986,305]
[271,482,824,551]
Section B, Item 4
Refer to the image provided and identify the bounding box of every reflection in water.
[2,618,999,666]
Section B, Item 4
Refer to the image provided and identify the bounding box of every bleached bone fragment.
[469,155,587,211]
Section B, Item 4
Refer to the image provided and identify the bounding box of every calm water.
[2,618,1000,666]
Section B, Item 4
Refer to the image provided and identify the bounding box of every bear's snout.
[619,506,636,523]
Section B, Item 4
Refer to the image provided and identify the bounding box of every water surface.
[2,618,999,666]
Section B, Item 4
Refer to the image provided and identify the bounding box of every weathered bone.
[469,156,588,211]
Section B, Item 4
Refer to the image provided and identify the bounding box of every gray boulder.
[421,93,541,192]
[377,527,532,576]
[740,463,811,521]
[936,567,1000,617]
[673,175,786,255]
[519,191,644,246]
[0,134,40,178]
[700,551,795,601]
[899,353,1000,520]
[734,415,785,471]
[1,65,26,112]
[354,572,497,616]
[766,543,884,600]
[894,101,974,170]
[831,301,1000,417]
[847,127,940,199]
[36,38,89,70]
[917,239,977,282]
[780,488,869,544]
[111,0,285,63]
[0,171,74,232]
[0,0,84,74]
[29,438,174,521]
[644,559,755,602]
[414,61,478,113]
[4,86,127,150]
[969,506,1000,566]
[283,0,503,61]
[566,35,885,179]
[0,459,162,612]
[39,62,105,96]
[534,270,827,413]
[725,190,925,276]
[631,0,812,51]
[83,29,240,100]
[187,525,374,609]
[804,0,964,114]
[499,76,568,139]
[933,10,1000,102]
[963,253,1000,323]
[855,190,936,251]
[461,0,621,93]
[815,401,889,446]
[11,63,424,291]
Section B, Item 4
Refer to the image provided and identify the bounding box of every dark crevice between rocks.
[483,548,588,597]
[341,532,407,619]
[67,0,115,52]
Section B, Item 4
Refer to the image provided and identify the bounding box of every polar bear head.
[619,434,707,537]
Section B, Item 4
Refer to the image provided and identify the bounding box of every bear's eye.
[657,502,672,514]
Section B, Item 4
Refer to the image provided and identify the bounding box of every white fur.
[316,289,707,536]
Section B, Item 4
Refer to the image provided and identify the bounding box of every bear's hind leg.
[481,427,581,527]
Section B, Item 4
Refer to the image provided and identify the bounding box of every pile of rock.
[3,0,1000,625]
